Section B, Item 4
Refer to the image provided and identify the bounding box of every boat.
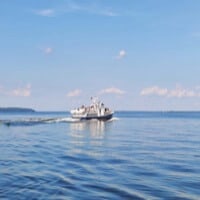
[70,97,114,121]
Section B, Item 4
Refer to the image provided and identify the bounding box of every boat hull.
[72,113,113,121]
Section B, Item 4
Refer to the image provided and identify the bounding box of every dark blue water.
[0,112,200,199]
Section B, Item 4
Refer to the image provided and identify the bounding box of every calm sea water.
[0,111,200,200]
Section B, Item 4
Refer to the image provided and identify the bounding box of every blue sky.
[1,0,200,111]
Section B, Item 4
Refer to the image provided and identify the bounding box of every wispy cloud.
[64,1,119,17]
[39,46,53,55]
[35,9,55,17]
[140,85,200,98]
[99,10,118,17]
[34,1,118,17]
[0,84,31,97]
[99,87,126,95]
[0,84,32,97]
[140,86,168,96]
[44,47,53,55]
[67,89,82,97]
[11,84,31,97]
[116,50,126,59]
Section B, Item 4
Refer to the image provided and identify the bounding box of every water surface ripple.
[0,112,200,199]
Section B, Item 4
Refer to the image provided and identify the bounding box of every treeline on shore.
[0,107,35,113]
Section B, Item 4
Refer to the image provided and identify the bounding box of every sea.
[0,111,200,200]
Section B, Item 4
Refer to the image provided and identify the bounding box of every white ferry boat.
[70,97,114,121]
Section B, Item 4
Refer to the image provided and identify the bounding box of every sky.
[1,0,200,111]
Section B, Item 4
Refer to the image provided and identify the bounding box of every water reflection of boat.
[70,120,106,139]
[70,97,113,121]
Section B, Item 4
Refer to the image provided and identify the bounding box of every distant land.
[0,107,35,113]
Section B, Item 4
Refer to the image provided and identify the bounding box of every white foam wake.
[2,116,118,126]
[107,117,120,122]
[46,117,81,123]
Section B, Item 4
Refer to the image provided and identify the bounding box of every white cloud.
[63,1,119,17]
[116,50,126,59]
[100,10,118,17]
[140,85,200,98]
[67,89,81,97]
[100,87,125,95]
[140,86,168,96]
[34,2,118,17]
[38,46,53,55]
[11,84,31,97]
[44,47,53,54]
[0,84,31,97]
[35,9,55,17]
[168,86,196,98]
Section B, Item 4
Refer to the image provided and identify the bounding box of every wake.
[0,117,119,126]
[0,117,80,126]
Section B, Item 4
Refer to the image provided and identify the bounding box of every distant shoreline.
[1,109,200,113]
[0,107,35,113]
